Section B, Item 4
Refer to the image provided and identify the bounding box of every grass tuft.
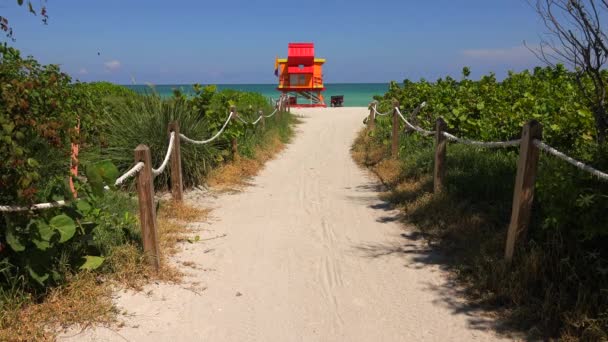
[0,273,115,341]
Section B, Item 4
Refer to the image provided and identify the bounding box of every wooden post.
[505,120,542,262]
[391,100,400,158]
[278,97,283,120]
[134,145,161,271]
[434,118,448,193]
[230,106,239,159]
[287,96,291,113]
[367,101,376,130]
[168,121,183,201]
[258,110,265,129]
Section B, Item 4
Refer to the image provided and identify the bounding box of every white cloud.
[104,60,121,71]
[78,68,88,75]
[461,46,533,62]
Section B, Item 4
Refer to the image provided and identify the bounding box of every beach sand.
[60,107,510,341]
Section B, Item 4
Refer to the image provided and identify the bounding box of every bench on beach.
[330,95,344,107]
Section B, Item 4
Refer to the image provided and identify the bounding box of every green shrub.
[81,94,221,189]
[0,46,138,293]
[0,44,83,205]
[365,66,608,338]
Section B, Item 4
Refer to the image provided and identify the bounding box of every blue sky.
[1,0,546,84]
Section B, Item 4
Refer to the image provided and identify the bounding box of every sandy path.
[61,107,509,341]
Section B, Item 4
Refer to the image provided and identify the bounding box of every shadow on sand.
[347,180,519,339]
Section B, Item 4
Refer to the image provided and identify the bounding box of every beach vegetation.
[358,65,608,339]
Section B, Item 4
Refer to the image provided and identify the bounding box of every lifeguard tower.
[275,42,326,107]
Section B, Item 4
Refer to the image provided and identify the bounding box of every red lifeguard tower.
[275,42,326,107]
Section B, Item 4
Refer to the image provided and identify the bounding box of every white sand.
[60,107,511,341]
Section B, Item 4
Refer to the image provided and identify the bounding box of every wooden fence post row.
[134,145,161,271]
[505,120,542,262]
[434,118,448,194]
[367,101,376,131]
[391,100,400,159]
[427,118,542,262]
[133,105,284,270]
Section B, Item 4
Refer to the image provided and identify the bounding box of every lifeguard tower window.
[290,74,307,86]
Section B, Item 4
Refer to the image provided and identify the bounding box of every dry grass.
[0,201,208,341]
[207,133,286,189]
[351,130,387,167]
[373,159,403,186]
[158,200,209,223]
[106,200,207,290]
[0,273,116,341]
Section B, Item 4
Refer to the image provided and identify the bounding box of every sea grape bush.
[374,65,608,240]
[0,44,84,205]
[0,46,136,290]
[377,65,596,155]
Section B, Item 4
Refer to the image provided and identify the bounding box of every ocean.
[124,83,389,107]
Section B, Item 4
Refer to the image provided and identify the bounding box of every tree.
[530,0,608,144]
[0,0,48,41]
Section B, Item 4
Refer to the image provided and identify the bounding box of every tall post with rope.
[505,120,542,262]
[368,101,376,131]
[168,121,183,201]
[434,117,448,193]
[230,106,239,160]
[134,145,161,271]
[391,100,400,158]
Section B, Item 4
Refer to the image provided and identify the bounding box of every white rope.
[0,200,67,213]
[252,115,263,125]
[152,132,175,177]
[1,161,145,212]
[264,108,279,118]
[442,132,521,148]
[180,112,234,145]
[1,103,283,213]
[115,162,145,185]
[534,140,608,181]
[395,107,436,136]
[236,116,248,124]
[393,106,520,147]
[372,104,391,116]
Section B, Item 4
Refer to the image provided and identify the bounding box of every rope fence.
[179,112,234,145]
[366,100,608,262]
[0,200,68,213]
[152,132,176,176]
[115,162,145,186]
[1,95,291,270]
[264,108,279,118]
[394,107,435,136]
[442,132,522,148]
[534,140,608,181]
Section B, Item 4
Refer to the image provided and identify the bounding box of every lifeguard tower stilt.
[275,42,326,108]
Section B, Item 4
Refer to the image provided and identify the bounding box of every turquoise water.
[124,83,388,107]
